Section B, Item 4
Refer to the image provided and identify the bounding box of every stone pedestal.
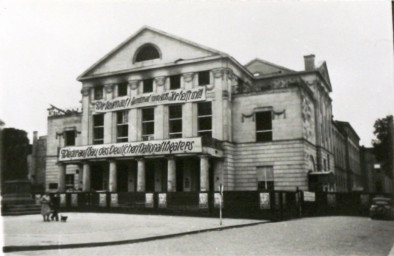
[2,180,34,206]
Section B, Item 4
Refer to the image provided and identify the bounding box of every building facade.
[27,131,47,191]
[45,26,336,194]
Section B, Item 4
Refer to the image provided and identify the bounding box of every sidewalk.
[3,213,267,252]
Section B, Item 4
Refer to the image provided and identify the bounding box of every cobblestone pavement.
[4,216,394,256]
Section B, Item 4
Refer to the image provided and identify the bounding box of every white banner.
[71,194,78,207]
[94,87,205,113]
[111,193,118,207]
[199,193,208,209]
[99,193,107,207]
[60,194,66,207]
[158,193,167,208]
[259,193,270,210]
[304,191,316,202]
[59,137,202,161]
[145,193,154,208]
[214,193,223,208]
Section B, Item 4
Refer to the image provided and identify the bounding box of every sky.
[0,0,393,146]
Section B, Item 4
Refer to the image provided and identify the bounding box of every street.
[5,215,394,256]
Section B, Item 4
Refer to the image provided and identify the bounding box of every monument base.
[2,180,35,205]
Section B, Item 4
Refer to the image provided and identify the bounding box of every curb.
[3,220,268,253]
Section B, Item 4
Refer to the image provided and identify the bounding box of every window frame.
[169,75,181,90]
[93,114,104,144]
[93,86,104,100]
[168,105,182,138]
[64,130,76,146]
[142,108,155,141]
[116,110,129,142]
[255,111,273,142]
[117,83,128,97]
[256,166,275,191]
[143,79,153,93]
[134,44,161,63]
[197,102,212,137]
[198,70,210,86]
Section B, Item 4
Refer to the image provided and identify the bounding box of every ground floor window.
[257,166,274,191]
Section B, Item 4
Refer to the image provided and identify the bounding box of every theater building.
[45,26,336,197]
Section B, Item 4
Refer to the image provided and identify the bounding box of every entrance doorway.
[91,162,108,191]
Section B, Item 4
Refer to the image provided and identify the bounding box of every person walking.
[39,193,51,222]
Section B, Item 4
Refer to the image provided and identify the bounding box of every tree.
[2,128,30,182]
[372,115,393,177]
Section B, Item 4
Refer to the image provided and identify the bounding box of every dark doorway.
[145,161,155,192]
[176,160,184,192]
[91,163,107,191]
[117,162,129,192]
[209,159,214,192]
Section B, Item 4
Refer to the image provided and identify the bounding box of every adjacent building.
[332,121,362,192]
[45,26,338,194]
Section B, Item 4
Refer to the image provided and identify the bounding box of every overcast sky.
[1,0,393,146]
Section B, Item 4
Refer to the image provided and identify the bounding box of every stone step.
[2,204,42,216]
[3,211,40,216]
[6,205,41,209]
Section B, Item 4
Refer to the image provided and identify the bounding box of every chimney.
[304,54,315,71]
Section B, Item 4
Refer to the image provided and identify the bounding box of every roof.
[244,58,295,77]
[334,120,360,141]
[78,26,236,81]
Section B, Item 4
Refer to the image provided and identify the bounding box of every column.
[167,157,176,192]
[109,160,117,192]
[82,162,91,192]
[183,72,195,137]
[81,86,91,145]
[137,158,145,192]
[104,84,114,144]
[58,163,66,192]
[200,155,209,191]
[128,80,139,141]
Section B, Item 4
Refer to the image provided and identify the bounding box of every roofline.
[334,120,361,140]
[77,26,231,81]
[244,58,295,73]
[78,55,254,82]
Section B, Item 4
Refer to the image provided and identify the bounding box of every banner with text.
[94,87,206,113]
[59,137,202,161]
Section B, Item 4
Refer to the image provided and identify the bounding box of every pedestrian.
[39,193,51,222]
[50,194,60,221]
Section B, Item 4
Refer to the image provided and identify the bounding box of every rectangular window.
[64,130,76,146]
[198,102,212,137]
[94,86,103,100]
[116,111,129,142]
[142,108,154,140]
[170,75,181,90]
[66,174,74,188]
[143,79,153,93]
[257,166,274,191]
[93,114,104,144]
[118,83,128,97]
[169,105,182,138]
[49,183,58,190]
[256,111,272,142]
[198,71,210,86]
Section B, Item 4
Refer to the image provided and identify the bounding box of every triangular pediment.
[317,61,332,92]
[78,26,227,80]
[244,58,294,77]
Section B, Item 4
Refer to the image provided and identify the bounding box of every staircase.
[2,204,41,216]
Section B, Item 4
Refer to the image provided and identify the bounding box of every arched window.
[134,44,160,62]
